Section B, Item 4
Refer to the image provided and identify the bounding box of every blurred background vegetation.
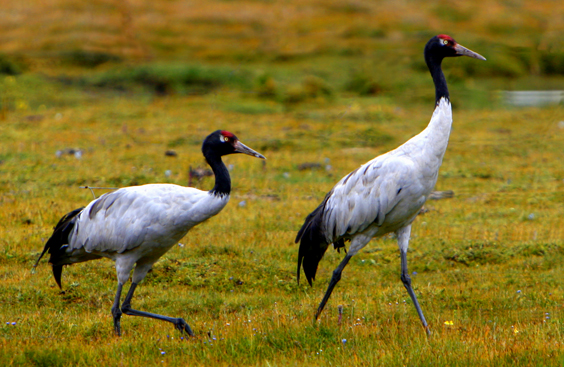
[1,0,564,114]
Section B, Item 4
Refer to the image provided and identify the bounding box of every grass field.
[1,0,564,366]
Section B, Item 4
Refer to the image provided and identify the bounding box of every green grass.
[1,83,563,366]
[1,0,564,365]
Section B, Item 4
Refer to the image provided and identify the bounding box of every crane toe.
[114,322,121,337]
[174,318,195,336]
[111,306,123,336]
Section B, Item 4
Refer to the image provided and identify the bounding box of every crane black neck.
[204,152,231,197]
[425,53,450,106]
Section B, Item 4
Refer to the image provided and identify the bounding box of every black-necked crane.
[35,130,265,336]
[295,35,485,335]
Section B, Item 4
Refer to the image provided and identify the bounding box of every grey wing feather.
[88,191,123,220]
[71,189,152,254]
[323,155,416,243]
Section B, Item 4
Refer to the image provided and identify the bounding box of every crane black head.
[203,130,266,160]
[425,34,486,65]
[424,34,486,104]
[202,130,265,197]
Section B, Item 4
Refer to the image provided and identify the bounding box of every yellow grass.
[1,0,564,366]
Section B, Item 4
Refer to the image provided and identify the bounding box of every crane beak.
[234,140,266,160]
[454,43,486,61]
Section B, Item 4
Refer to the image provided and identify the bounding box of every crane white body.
[323,98,452,255]
[67,184,229,285]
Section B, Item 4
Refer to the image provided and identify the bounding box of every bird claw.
[112,307,122,337]
[174,318,194,336]
[114,322,121,337]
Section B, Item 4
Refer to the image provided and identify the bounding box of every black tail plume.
[34,207,84,289]
[53,265,63,289]
[295,193,332,286]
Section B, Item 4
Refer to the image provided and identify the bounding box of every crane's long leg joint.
[400,250,431,336]
[315,254,352,320]
[121,282,195,336]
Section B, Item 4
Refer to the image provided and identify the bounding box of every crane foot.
[174,318,195,336]
[112,308,122,337]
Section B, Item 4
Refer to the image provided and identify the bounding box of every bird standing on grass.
[296,35,485,335]
[35,130,265,336]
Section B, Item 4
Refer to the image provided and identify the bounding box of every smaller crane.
[296,35,485,335]
[35,130,265,336]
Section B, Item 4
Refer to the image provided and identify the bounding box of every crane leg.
[111,283,124,336]
[400,249,430,336]
[315,253,352,320]
[120,282,195,336]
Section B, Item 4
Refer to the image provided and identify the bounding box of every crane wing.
[323,153,422,243]
[296,153,426,285]
[69,185,215,254]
